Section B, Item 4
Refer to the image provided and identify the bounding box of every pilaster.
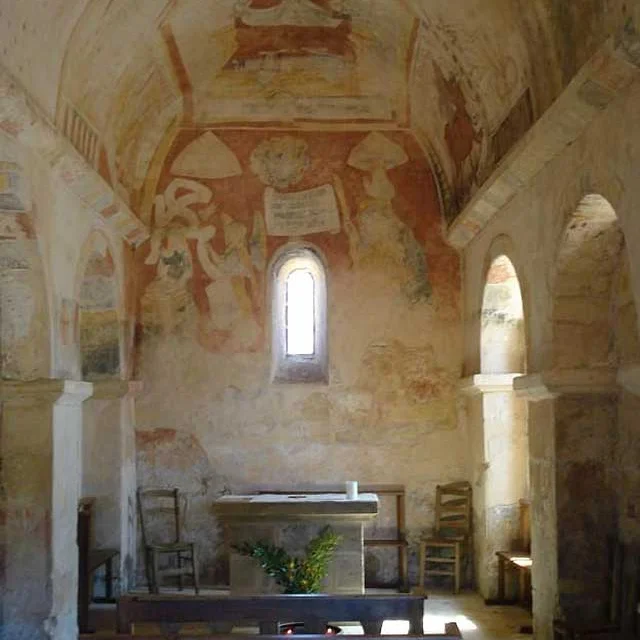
[1,378,92,640]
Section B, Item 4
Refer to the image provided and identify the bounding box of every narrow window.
[286,269,315,355]
[272,247,327,383]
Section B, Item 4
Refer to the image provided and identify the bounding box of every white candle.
[345,481,358,500]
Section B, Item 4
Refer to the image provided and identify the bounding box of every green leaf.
[234,526,343,593]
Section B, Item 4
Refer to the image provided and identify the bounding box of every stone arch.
[552,194,626,370]
[548,194,640,624]
[269,243,329,384]
[75,229,138,592]
[75,230,123,380]
[472,236,530,600]
[481,253,526,374]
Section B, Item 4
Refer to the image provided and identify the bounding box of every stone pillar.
[459,374,527,600]
[120,381,142,592]
[515,369,618,640]
[1,379,93,640]
[85,380,141,595]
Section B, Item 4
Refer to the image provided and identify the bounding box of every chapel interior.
[1,1,640,639]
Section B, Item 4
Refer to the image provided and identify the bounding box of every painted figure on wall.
[432,61,483,213]
[197,212,266,352]
[341,132,431,304]
[141,173,266,351]
[142,178,216,333]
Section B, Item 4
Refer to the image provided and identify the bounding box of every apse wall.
[133,128,463,584]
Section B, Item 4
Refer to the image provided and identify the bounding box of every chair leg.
[191,544,200,595]
[144,550,154,594]
[105,555,114,600]
[177,551,184,591]
[151,551,160,594]
[454,542,461,594]
[418,542,426,593]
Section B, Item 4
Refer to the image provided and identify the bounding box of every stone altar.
[214,493,378,595]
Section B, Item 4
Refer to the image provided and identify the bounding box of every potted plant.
[235,525,343,634]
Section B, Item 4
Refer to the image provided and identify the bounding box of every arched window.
[272,247,327,383]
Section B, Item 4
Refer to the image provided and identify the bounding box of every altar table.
[214,493,378,595]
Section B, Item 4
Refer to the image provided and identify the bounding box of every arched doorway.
[546,194,640,627]
[481,255,526,376]
[474,251,528,599]
[77,231,125,595]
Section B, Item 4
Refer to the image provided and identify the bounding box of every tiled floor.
[88,588,532,639]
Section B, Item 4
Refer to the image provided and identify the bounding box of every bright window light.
[423,614,478,633]
[286,269,315,355]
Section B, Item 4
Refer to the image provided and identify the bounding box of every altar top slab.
[214,493,379,519]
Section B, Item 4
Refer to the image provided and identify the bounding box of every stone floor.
[87,588,532,639]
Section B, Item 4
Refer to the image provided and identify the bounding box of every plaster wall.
[82,399,121,549]
[1,398,55,639]
[135,128,464,586]
[0,124,133,636]
[461,76,640,638]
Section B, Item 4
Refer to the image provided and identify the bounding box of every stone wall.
[134,128,464,586]
[461,74,640,639]
[0,119,136,637]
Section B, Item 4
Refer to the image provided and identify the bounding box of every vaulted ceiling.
[0,0,633,225]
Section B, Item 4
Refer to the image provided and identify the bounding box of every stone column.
[459,373,527,600]
[515,369,618,640]
[85,380,142,594]
[120,381,142,592]
[1,379,93,640]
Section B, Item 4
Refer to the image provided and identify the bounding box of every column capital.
[617,364,640,397]
[514,368,617,401]
[0,378,93,405]
[89,379,143,400]
[458,373,522,396]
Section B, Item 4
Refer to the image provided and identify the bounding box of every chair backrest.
[434,481,472,539]
[137,488,182,548]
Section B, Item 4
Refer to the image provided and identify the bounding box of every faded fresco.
[410,10,530,222]
[79,236,120,378]
[134,125,462,584]
[56,0,541,229]
[0,160,50,380]
[58,0,416,216]
[136,128,455,354]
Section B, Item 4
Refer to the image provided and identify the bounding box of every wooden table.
[496,550,532,606]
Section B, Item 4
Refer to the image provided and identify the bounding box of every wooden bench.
[254,484,409,591]
[96,632,461,640]
[495,499,531,606]
[78,497,119,633]
[117,593,425,635]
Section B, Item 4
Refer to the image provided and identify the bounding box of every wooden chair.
[417,481,472,594]
[495,498,532,606]
[137,488,200,594]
